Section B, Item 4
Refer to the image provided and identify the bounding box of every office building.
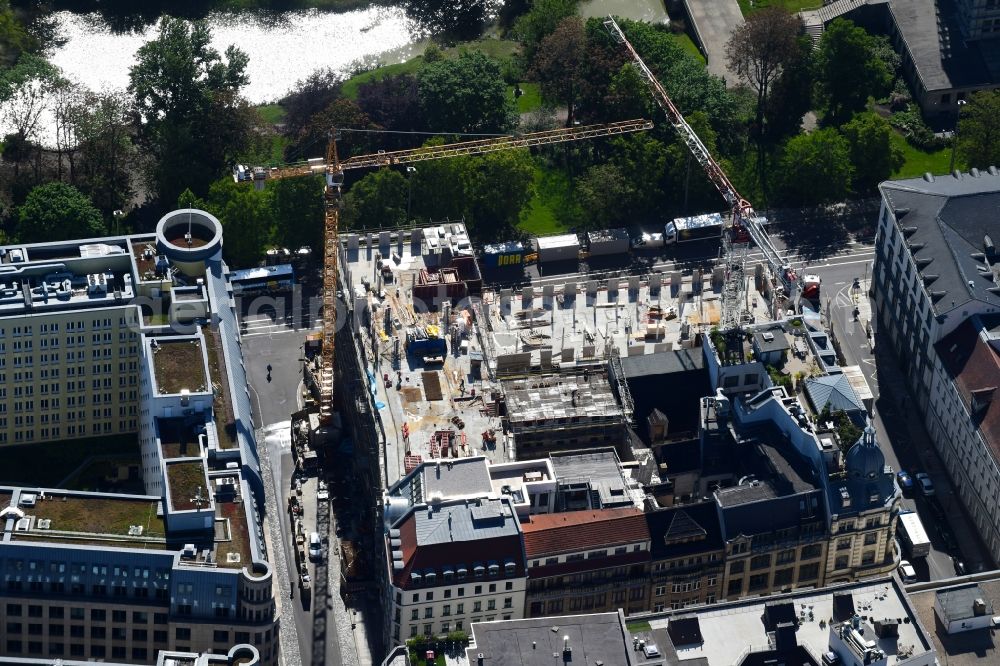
[0,209,276,664]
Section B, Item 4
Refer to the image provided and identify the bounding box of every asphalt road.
[240,293,349,666]
[813,247,992,582]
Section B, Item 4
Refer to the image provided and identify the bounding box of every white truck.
[665,212,726,245]
[897,510,931,558]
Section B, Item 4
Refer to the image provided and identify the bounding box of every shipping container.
[482,241,525,269]
[587,228,630,256]
[536,233,581,263]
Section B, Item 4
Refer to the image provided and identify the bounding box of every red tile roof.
[521,508,649,558]
[937,320,1000,464]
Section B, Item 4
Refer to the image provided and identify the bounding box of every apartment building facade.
[522,507,651,617]
[384,496,527,644]
[645,502,725,612]
[876,173,1000,562]
[0,209,276,664]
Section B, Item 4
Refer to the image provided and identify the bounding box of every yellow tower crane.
[238,117,653,421]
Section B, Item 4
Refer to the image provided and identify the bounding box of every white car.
[308,532,322,560]
[317,481,329,501]
[899,560,917,584]
[915,473,935,496]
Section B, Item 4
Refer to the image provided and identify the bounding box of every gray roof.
[414,498,519,547]
[753,328,790,355]
[889,0,999,92]
[620,348,705,378]
[804,373,865,413]
[387,457,493,505]
[466,612,664,666]
[549,449,632,507]
[880,173,1000,317]
[936,583,994,622]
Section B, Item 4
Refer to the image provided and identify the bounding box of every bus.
[230,264,295,296]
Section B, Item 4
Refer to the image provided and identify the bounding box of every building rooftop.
[880,172,1000,318]
[643,578,933,666]
[5,492,165,549]
[157,416,205,459]
[503,371,624,426]
[937,315,1000,467]
[621,349,710,443]
[204,325,239,449]
[521,507,648,558]
[388,496,524,588]
[753,327,790,355]
[909,574,1000,665]
[803,373,866,414]
[387,457,494,506]
[889,0,999,93]
[151,338,208,395]
[465,611,663,666]
[549,448,643,509]
[936,583,994,623]
[645,501,724,560]
[166,460,211,511]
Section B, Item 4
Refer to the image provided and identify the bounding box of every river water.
[47,7,424,105]
[10,1,668,145]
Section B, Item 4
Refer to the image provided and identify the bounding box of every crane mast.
[240,118,653,420]
[603,16,799,333]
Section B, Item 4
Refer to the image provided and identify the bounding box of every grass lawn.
[342,57,426,100]
[891,132,952,179]
[508,82,543,114]
[166,461,209,510]
[153,339,206,394]
[627,620,653,632]
[738,0,822,15]
[671,33,705,65]
[256,103,286,125]
[32,496,165,537]
[0,434,139,487]
[518,166,576,236]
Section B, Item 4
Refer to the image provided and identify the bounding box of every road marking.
[834,281,845,285]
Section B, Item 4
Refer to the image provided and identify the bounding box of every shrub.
[890,107,946,151]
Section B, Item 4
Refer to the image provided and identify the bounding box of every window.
[773,568,794,587]
[748,573,770,591]
[729,561,745,575]
[750,554,771,571]
[798,563,820,581]
[410,609,419,621]
[776,549,796,564]
[443,605,451,616]
[214,630,229,643]
[835,555,849,570]
[800,544,822,560]
[864,532,878,546]
[176,628,191,641]
[655,585,666,597]
[837,538,852,551]
[424,608,433,619]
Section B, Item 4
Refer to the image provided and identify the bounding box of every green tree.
[725,7,801,135]
[271,177,324,251]
[0,54,59,171]
[607,133,668,219]
[664,111,724,212]
[765,35,815,139]
[197,178,274,268]
[462,149,534,239]
[575,163,635,228]
[0,0,36,67]
[69,90,136,214]
[956,90,1000,169]
[513,0,579,61]
[417,52,517,134]
[128,17,253,205]
[17,182,105,243]
[343,168,408,230]
[530,16,587,126]
[841,112,903,191]
[816,19,892,124]
[777,129,853,205]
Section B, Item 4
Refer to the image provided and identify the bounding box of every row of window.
[529,544,645,568]
[0,319,131,337]
[406,597,513,621]
[6,622,166,642]
[5,641,149,660]
[405,581,514,604]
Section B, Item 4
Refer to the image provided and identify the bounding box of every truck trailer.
[665,213,725,244]
[897,510,931,558]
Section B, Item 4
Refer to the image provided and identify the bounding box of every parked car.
[897,470,914,493]
[898,560,918,584]
[308,532,322,560]
[953,557,967,576]
[915,472,935,496]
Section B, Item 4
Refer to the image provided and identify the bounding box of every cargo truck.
[665,213,725,245]
[897,510,931,558]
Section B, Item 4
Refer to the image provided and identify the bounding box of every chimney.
[971,387,996,413]
[974,598,988,616]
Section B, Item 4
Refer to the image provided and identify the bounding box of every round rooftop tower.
[845,421,884,481]
[156,208,223,275]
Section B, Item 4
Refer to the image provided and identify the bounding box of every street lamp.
[406,166,417,223]
[949,98,968,173]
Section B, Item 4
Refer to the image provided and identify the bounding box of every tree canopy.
[841,112,903,191]
[128,17,254,205]
[816,19,892,124]
[417,51,518,134]
[777,129,853,205]
[531,16,587,126]
[17,182,106,243]
[513,0,580,61]
[956,90,1000,170]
